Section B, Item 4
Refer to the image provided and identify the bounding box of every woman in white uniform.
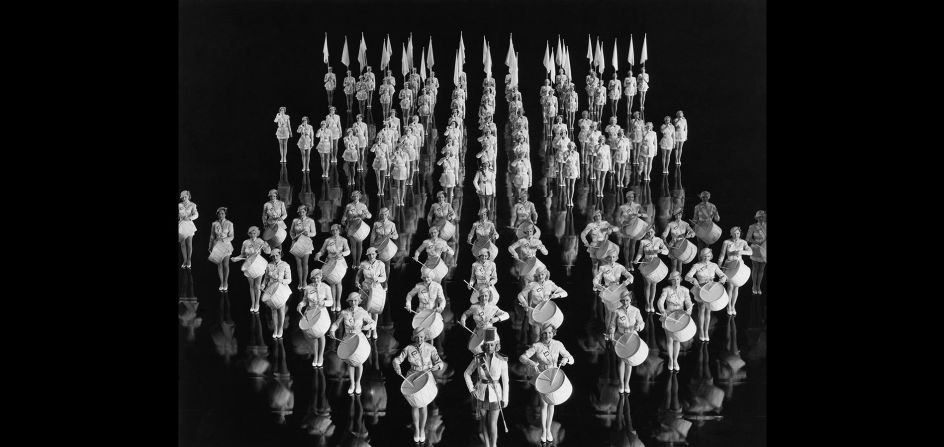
[473,162,497,214]
[297,116,314,172]
[208,206,233,291]
[605,291,644,393]
[657,271,693,371]
[718,226,752,315]
[659,116,676,175]
[633,226,669,312]
[636,67,649,110]
[178,190,199,268]
[392,327,444,444]
[673,110,688,166]
[274,106,292,163]
[230,226,271,313]
[519,324,575,444]
[297,269,333,367]
[289,204,317,291]
[684,247,728,342]
[745,210,767,295]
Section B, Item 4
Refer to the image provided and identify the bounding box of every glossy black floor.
[179,5,766,446]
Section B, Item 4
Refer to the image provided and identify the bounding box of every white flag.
[611,37,618,72]
[420,48,427,81]
[543,41,551,75]
[482,35,488,65]
[586,34,592,62]
[453,50,460,86]
[341,36,350,67]
[550,50,556,83]
[627,35,635,66]
[358,33,367,72]
[459,31,466,66]
[407,33,414,69]
[323,33,329,65]
[640,34,648,65]
[505,33,515,68]
[484,42,492,78]
[427,36,434,69]
[556,35,563,65]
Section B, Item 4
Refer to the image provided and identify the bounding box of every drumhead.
[403,371,431,393]
[338,334,362,358]
[535,367,567,393]
[616,332,641,357]
[532,300,558,321]
[663,310,691,332]
[700,283,725,302]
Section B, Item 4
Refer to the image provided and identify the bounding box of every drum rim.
[616,331,642,354]
[699,282,725,301]
[664,310,691,331]
[536,367,568,392]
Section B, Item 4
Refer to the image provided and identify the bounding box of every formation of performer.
[180,32,766,447]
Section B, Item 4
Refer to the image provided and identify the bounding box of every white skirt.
[178,221,196,242]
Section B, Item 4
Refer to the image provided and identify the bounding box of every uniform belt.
[479,379,495,384]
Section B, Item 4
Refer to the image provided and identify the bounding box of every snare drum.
[290,235,314,257]
[519,257,547,280]
[615,332,649,366]
[669,239,697,264]
[411,309,444,339]
[722,260,750,287]
[262,283,291,310]
[365,282,387,314]
[378,238,398,261]
[421,258,448,283]
[244,255,267,279]
[694,222,722,245]
[698,282,729,311]
[589,240,619,261]
[531,300,564,329]
[350,220,370,242]
[401,371,438,408]
[208,242,233,264]
[322,256,348,285]
[535,367,573,405]
[338,332,371,367]
[263,225,287,245]
[299,307,330,338]
[439,220,456,241]
[621,218,649,240]
[638,257,668,283]
[662,309,696,342]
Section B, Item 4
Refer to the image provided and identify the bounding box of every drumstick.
[459,323,475,334]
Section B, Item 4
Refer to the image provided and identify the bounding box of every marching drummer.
[581,210,617,274]
[460,289,510,351]
[718,226,752,316]
[508,224,549,283]
[355,247,387,339]
[413,226,455,283]
[426,191,457,242]
[593,248,634,321]
[289,203,317,291]
[298,269,334,367]
[314,224,351,313]
[328,292,376,395]
[663,208,696,273]
[617,190,650,263]
[517,268,569,344]
[657,271,694,371]
[469,209,499,258]
[634,226,670,312]
[519,323,574,444]
[262,247,292,339]
[343,69,356,113]
[510,192,540,240]
[692,190,721,249]
[262,189,288,249]
[406,272,447,352]
[369,207,398,280]
[342,190,372,267]
[684,247,728,342]
[605,290,645,393]
[463,327,509,447]
[230,225,271,313]
[468,248,498,304]
[393,327,444,444]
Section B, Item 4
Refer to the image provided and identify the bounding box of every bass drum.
[299,307,330,338]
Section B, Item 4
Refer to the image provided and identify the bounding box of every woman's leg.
[640,92,646,110]
[221,258,230,290]
[486,409,499,447]
[294,257,304,290]
[676,141,684,165]
[540,400,550,439]
[412,407,421,440]
[617,361,627,392]
[277,307,287,337]
[418,406,428,440]
[184,237,193,266]
[270,305,279,337]
[755,261,766,294]
[347,365,356,394]
[332,284,342,312]
[354,364,363,392]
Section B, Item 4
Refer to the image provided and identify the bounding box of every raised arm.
[392,348,409,376]
[280,264,292,285]
[558,343,575,366]
[189,204,199,221]
[433,285,446,312]
[519,344,538,367]
[508,239,522,261]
